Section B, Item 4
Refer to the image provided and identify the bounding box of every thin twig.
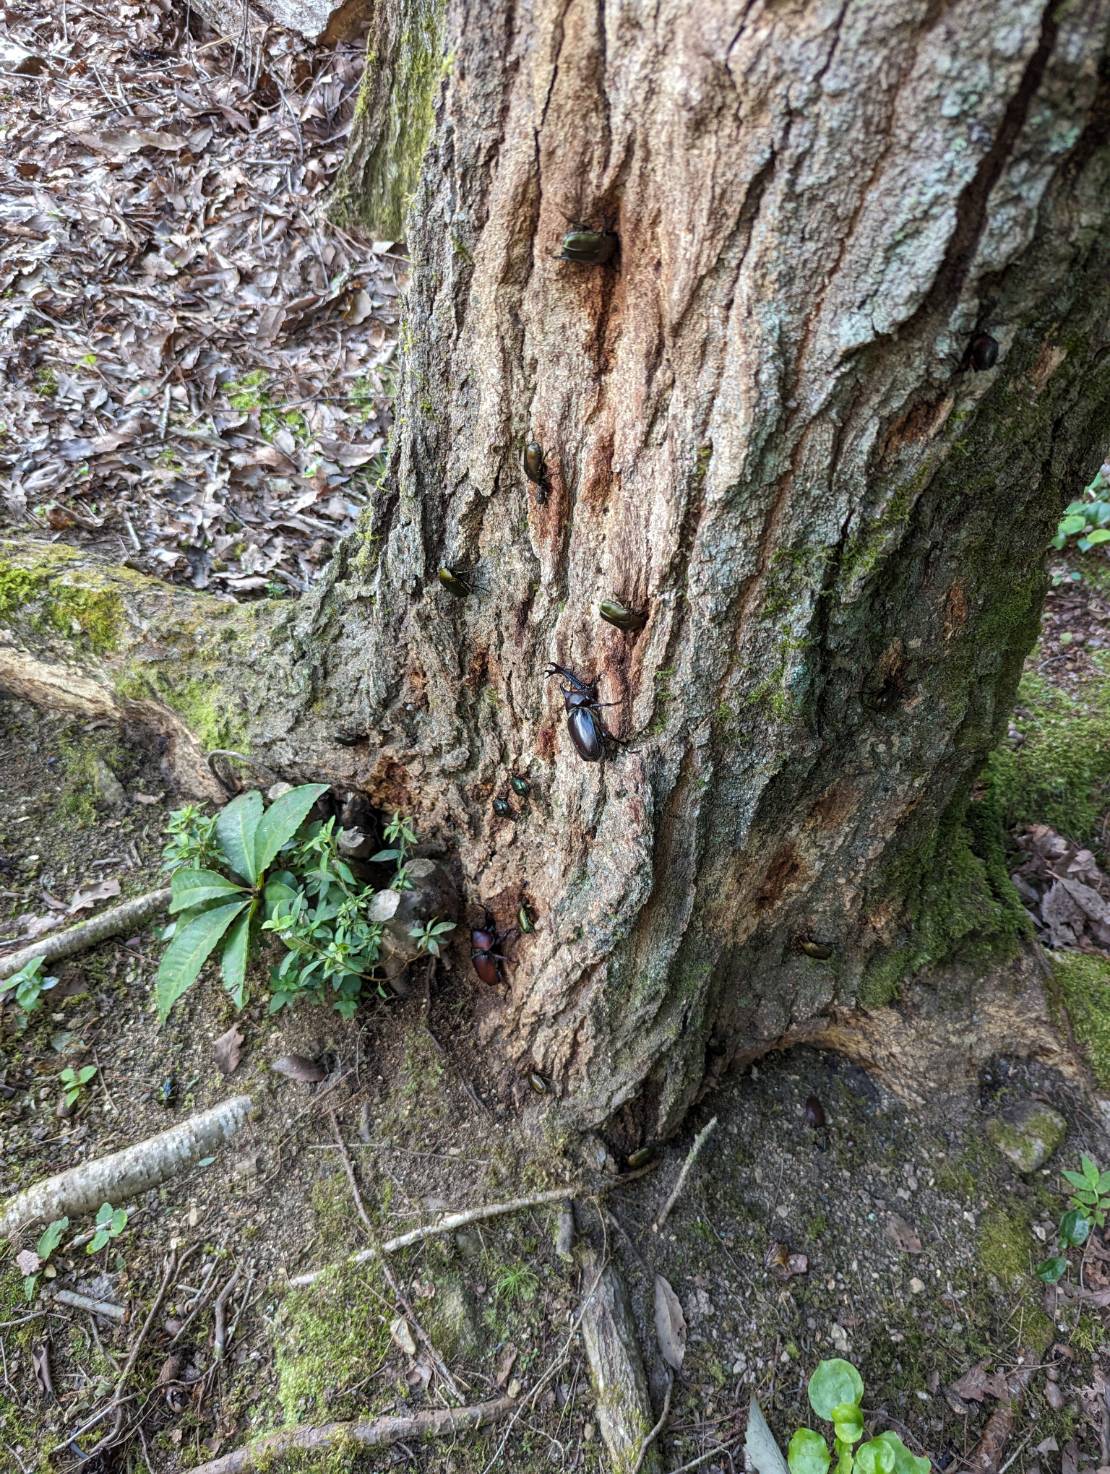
[632,1374,673,1474]
[325,1109,463,1400]
[52,1290,124,1322]
[653,1117,718,1233]
[662,1437,744,1474]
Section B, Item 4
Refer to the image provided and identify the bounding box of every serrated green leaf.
[155,899,249,1022]
[808,1360,864,1422]
[788,1429,831,1474]
[216,790,263,883]
[220,902,255,1009]
[169,867,247,913]
[874,1432,930,1474]
[253,784,329,877]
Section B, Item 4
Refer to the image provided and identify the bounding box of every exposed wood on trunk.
[0,888,170,981]
[0,1096,253,1237]
[577,1247,662,1474]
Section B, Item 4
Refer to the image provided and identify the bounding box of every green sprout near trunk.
[788,1360,929,1474]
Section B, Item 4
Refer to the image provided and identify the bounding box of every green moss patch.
[1050,951,1110,1089]
[987,667,1110,853]
[0,545,125,654]
[275,1260,393,1426]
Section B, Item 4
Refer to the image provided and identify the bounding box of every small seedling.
[409,918,456,957]
[87,1202,127,1255]
[370,811,419,891]
[1036,1156,1109,1284]
[493,1263,540,1306]
[0,957,60,1019]
[788,1360,929,1474]
[59,1064,97,1109]
[21,1217,69,1301]
[1053,465,1110,554]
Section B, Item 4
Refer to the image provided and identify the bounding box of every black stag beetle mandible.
[545,663,621,763]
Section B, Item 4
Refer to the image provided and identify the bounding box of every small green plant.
[1036,1155,1110,1284]
[21,1217,69,1300]
[59,1064,97,1109]
[162,803,219,872]
[409,917,456,957]
[1053,465,1110,553]
[788,1360,929,1474]
[0,956,60,1020]
[87,1202,127,1254]
[493,1263,540,1306]
[156,788,443,1022]
[371,811,419,891]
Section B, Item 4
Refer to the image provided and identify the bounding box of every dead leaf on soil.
[270,1054,325,1084]
[947,1362,1011,1403]
[212,1025,244,1076]
[68,877,121,912]
[494,1343,518,1388]
[654,1273,687,1372]
[884,1214,923,1253]
[389,1316,416,1357]
[32,1340,53,1398]
[764,1241,808,1280]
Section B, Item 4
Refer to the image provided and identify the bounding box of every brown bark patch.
[806,781,859,832]
[1029,342,1067,392]
[944,582,969,641]
[879,393,954,460]
[755,845,808,914]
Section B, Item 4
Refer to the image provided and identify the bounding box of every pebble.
[910,1277,926,1294]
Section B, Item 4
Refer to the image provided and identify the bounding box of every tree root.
[0,887,170,981]
[652,1116,717,1233]
[187,1396,519,1474]
[577,1246,662,1474]
[0,1096,253,1236]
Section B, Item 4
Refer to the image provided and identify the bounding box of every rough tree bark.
[5,1,1110,1144]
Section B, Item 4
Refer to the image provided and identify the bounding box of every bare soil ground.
[1,694,1109,1474]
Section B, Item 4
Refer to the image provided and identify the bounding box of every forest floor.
[2,2,1110,1473]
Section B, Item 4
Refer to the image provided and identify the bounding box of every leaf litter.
[0,0,403,597]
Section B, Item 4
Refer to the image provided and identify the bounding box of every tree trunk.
[9,2,1110,1144]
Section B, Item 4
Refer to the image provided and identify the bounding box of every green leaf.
[1035,1256,1068,1283]
[155,899,249,1022]
[169,867,247,913]
[36,1218,68,1259]
[369,848,401,863]
[1058,514,1087,536]
[221,902,255,1009]
[808,1361,864,1422]
[215,790,264,883]
[253,784,329,877]
[87,1230,109,1255]
[1084,529,1110,545]
[111,1209,127,1233]
[855,1440,895,1474]
[874,1432,930,1474]
[831,1404,864,1445]
[263,876,299,919]
[745,1395,791,1474]
[1059,1210,1089,1247]
[788,1430,831,1474]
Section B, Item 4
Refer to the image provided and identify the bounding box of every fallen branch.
[1,1096,252,1236]
[653,1117,717,1233]
[52,1290,125,1322]
[578,1246,662,1474]
[0,888,170,981]
[187,1396,518,1474]
[289,1182,598,1288]
[632,1375,673,1474]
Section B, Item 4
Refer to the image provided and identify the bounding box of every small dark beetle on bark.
[797,937,833,960]
[522,440,547,485]
[556,228,618,265]
[545,663,620,762]
[437,566,470,597]
[599,599,646,632]
[471,913,514,985]
[493,797,513,818]
[510,774,531,797]
[518,904,535,934]
[968,332,999,371]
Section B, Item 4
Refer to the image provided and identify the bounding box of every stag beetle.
[471,913,515,985]
[545,663,620,763]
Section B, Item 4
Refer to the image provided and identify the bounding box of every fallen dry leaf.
[68,877,121,913]
[270,1054,326,1084]
[212,1025,244,1076]
[884,1214,923,1254]
[389,1316,417,1357]
[654,1274,687,1372]
[948,1362,1011,1403]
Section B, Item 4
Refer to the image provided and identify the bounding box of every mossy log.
[578,1248,662,1474]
